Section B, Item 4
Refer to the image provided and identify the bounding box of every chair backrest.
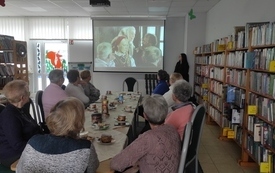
[29,98,44,124]
[35,90,45,122]
[186,104,206,162]
[123,77,138,92]
[144,73,157,95]
[178,121,193,173]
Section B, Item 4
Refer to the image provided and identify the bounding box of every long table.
[11,92,141,173]
[85,92,141,173]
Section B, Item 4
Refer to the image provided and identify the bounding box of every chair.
[184,104,206,173]
[144,73,157,95]
[178,121,193,173]
[35,90,45,122]
[123,77,138,92]
[29,98,44,124]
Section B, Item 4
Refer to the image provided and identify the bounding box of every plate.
[115,120,128,123]
[92,123,110,130]
[96,138,116,145]
[109,106,117,110]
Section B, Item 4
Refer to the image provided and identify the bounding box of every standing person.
[111,35,136,67]
[42,69,68,117]
[17,97,99,173]
[165,80,195,140]
[80,70,100,103]
[65,70,89,107]
[152,69,169,95]
[174,53,190,82]
[110,95,181,173]
[0,80,41,168]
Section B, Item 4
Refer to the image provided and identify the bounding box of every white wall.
[185,13,207,89]
[206,0,275,43]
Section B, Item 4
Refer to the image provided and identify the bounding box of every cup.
[90,103,96,109]
[91,113,102,124]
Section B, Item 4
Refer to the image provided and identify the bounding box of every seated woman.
[80,70,100,103]
[0,80,41,167]
[17,97,99,173]
[110,95,181,173]
[65,69,89,107]
[163,72,184,113]
[165,80,196,140]
[152,69,169,95]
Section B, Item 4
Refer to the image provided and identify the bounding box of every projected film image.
[93,20,165,73]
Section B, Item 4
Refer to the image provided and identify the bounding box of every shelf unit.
[194,22,275,170]
[0,34,28,89]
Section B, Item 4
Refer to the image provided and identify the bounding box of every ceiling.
[0,0,220,18]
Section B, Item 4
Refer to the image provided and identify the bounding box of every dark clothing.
[0,103,40,167]
[174,61,189,82]
[152,80,169,95]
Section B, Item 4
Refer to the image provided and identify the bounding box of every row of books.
[253,48,275,71]
[212,37,227,52]
[248,92,275,123]
[0,52,13,63]
[195,56,210,64]
[246,135,273,165]
[227,51,247,67]
[209,67,224,81]
[209,53,225,66]
[0,64,14,76]
[196,65,209,77]
[209,80,224,96]
[0,35,14,50]
[209,105,222,126]
[208,92,223,111]
[226,68,247,87]
[194,76,209,85]
[226,86,245,108]
[194,44,212,54]
[250,71,275,97]
[249,22,275,46]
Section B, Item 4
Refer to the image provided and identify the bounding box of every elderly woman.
[80,70,100,103]
[111,95,181,173]
[165,79,196,140]
[42,69,68,117]
[111,35,136,67]
[65,69,89,106]
[17,97,99,173]
[163,72,184,113]
[152,69,169,95]
[0,80,41,167]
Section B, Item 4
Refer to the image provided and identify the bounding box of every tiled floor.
[199,123,259,173]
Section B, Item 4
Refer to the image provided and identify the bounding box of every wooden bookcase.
[0,34,28,89]
[194,22,275,170]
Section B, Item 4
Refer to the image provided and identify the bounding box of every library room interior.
[0,0,275,172]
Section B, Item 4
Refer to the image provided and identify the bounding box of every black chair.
[144,73,157,95]
[178,122,193,173]
[35,90,45,122]
[29,98,44,124]
[184,104,206,173]
[123,77,138,92]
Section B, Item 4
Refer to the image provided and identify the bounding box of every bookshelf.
[0,34,28,89]
[194,22,275,170]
